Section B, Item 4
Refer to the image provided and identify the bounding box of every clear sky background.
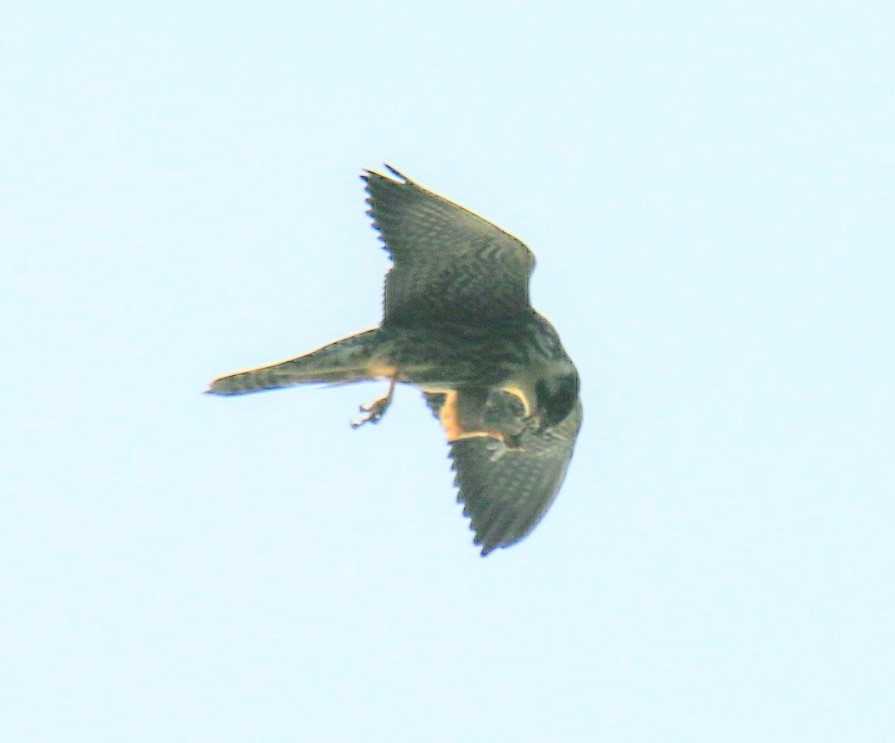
[4,3,893,741]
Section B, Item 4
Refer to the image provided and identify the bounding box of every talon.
[350,374,398,429]
[351,397,389,428]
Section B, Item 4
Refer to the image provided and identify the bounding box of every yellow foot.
[351,396,392,428]
[350,375,398,429]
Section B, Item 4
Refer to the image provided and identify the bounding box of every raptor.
[208,166,582,555]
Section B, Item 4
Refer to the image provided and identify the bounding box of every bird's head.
[534,368,580,430]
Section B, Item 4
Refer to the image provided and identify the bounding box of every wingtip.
[383,163,409,182]
[474,533,498,557]
[362,164,410,185]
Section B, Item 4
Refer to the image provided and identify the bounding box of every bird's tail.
[207,328,382,396]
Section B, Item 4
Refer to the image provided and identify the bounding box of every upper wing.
[425,393,583,556]
[363,166,536,325]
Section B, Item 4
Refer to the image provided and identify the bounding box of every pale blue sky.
[4,3,894,741]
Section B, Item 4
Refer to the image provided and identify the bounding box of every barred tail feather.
[207,328,380,396]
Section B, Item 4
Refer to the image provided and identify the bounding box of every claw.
[351,396,390,428]
[350,374,398,429]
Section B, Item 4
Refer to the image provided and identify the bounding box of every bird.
[207,165,582,556]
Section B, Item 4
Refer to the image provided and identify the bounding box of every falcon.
[208,166,582,555]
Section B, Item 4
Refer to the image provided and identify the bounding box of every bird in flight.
[208,166,582,555]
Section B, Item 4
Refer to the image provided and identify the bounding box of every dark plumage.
[209,166,582,555]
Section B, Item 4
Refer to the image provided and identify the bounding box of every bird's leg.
[351,374,398,429]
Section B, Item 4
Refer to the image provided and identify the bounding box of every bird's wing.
[363,166,536,325]
[424,393,583,555]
